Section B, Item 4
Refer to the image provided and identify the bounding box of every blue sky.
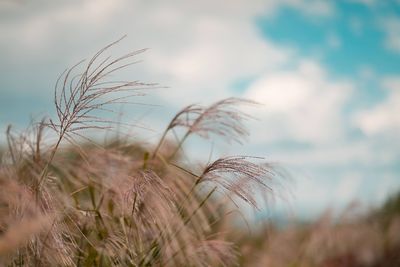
[1,0,399,220]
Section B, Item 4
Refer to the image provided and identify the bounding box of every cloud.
[0,0,127,54]
[355,76,400,136]
[0,0,338,139]
[0,0,296,98]
[146,17,291,105]
[244,60,353,145]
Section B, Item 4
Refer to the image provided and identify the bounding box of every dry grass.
[236,207,400,267]
[1,39,398,267]
[0,40,277,267]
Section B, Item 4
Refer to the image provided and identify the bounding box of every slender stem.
[32,133,63,265]
[163,186,217,265]
[151,127,169,159]
[36,134,63,195]
[6,125,16,165]
[184,187,216,226]
[170,164,202,214]
[140,186,217,266]
[169,131,190,159]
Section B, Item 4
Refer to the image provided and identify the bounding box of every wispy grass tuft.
[152,98,257,159]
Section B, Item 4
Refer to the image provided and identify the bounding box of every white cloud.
[244,60,353,145]
[0,0,335,54]
[0,0,21,9]
[0,0,338,144]
[0,0,297,99]
[147,17,291,105]
[355,77,400,136]
[0,0,125,47]
[0,0,340,144]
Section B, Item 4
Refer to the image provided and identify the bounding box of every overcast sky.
[1,0,400,220]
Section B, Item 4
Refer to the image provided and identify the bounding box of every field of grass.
[1,41,399,266]
[235,196,400,267]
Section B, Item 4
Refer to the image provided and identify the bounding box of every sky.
[1,0,400,220]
